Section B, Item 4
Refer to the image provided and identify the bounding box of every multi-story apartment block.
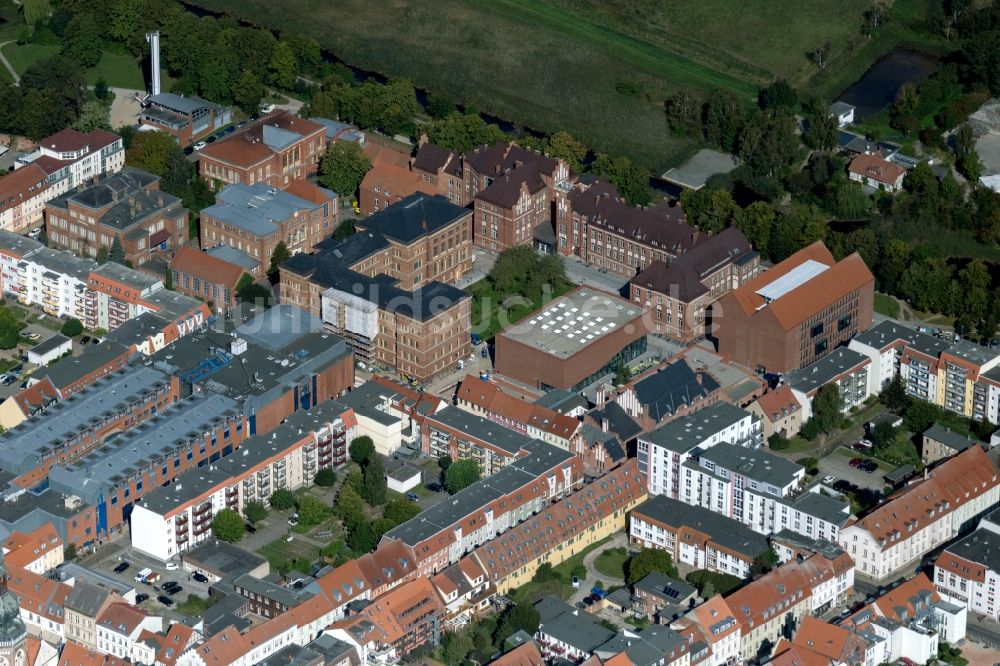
[44,168,188,264]
[0,164,49,233]
[713,241,874,373]
[6,563,71,640]
[784,348,872,421]
[381,439,581,576]
[282,193,472,381]
[15,129,124,199]
[724,551,855,662]
[198,112,326,190]
[420,405,537,475]
[130,402,355,560]
[140,93,231,145]
[64,581,120,650]
[934,511,1000,620]
[630,226,759,342]
[839,446,1000,581]
[921,422,981,465]
[200,181,337,263]
[629,495,770,579]
[850,321,1000,421]
[636,401,761,498]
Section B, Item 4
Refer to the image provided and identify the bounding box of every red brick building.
[140,93,230,145]
[359,161,438,217]
[712,241,874,373]
[169,246,248,309]
[197,111,326,190]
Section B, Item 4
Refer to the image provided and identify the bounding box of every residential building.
[281,193,472,381]
[169,247,248,310]
[629,496,771,579]
[44,168,187,265]
[601,359,723,434]
[748,385,802,440]
[140,93,230,145]
[15,129,124,199]
[921,422,981,465]
[64,582,120,650]
[6,564,70,641]
[130,402,355,560]
[2,524,63,575]
[839,446,1000,581]
[420,406,537,475]
[724,551,855,662]
[95,603,162,660]
[934,523,1000,620]
[431,558,492,629]
[712,241,874,373]
[842,574,966,664]
[494,287,648,391]
[829,102,856,128]
[630,226,760,342]
[380,439,580,576]
[197,111,326,189]
[612,572,698,624]
[787,616,873,666]
[0,164,49,233]
[848,152,906,192]
[467,458,646,594]
[784,348,872,421]
[670,595,740,666]
[635,401,761,498]
[199,181,337,263]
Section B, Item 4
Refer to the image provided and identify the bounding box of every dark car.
[849,458,863,467]
[161,581,177,590]
[80,336,91,344]
[193,572,209,583]
[426,483,442,493]
[832,480,854,493]
[135,593,149,603]
[406,493,419,501]
[113,561,130,574]
[206,135,217,143]
[164,584,183,596]
[861,460,878,473]
[157,595,174,606]
[222,126,235,135]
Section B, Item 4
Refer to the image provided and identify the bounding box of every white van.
[134,567,152,583]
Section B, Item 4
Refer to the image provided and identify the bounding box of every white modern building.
[784,348,872,422]
[16,129,125,198]
[636,402,761,498]
[934,510,1000,620]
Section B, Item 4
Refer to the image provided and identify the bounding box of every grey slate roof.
[784,347,869,395]
[780,491,851,527]
[923,422,978,454]
[534,388,587,414]
[205,245,260,271]
[428,406,533,454]
[29,333,71,356]
[641,401,754,453]
[631,495,769,559]
[633,360,719,422]
[64,580,113,616]
[944,527,1000,573]
[692,442,802,489]
[148,93,220,115]
[588,401,642,442]
[203,184,327,237]
[535,597,615,653]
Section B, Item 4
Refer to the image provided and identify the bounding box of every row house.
[200,181,337,264]
[430,557,491,630]
[95,603,162,660]
[630,226,760,343]
[713,241,874,374]
[785,616,876,666]
[65,581,121,650]
[839,445,1000,581]
[747,385,803,440]
[380,439,581,576]
[635,401,761,499]
[6,564,70,641]
[467,458,647,594]
[44,168,187,265]
[783,348,873,422]
[682,443,850,542]
[454,374,582,451]
[723,550,855,662]
[671,596,741,666]
[934,514,1000,621]
[629,495,771,579]
[2,524,64,575]
[0,164,49,233]
[419,405,534,476]
[850,320,1000,422]
[15,128,124,200]
[600,359,722,434]
[198,112,326,190]
[130,401,355,561]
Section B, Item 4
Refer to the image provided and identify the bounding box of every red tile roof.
[3,523,63,569]
[792,616,868,663]
[848,152,905,186]
[487,642,544,666]
[0,164,48,207]
[456,374,580,439]
[6,563,72,623]
[41,129,119,154]
[157,623,196,666]
[361,162,437,201]
[97,602,151,636]
[754,385,800,424]
[59,642,130,666]
[199,111,323,168]
[284,179,335,205]
[170,247,246,290]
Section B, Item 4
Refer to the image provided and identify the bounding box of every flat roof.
[784,348,869,394]
[497,287,642,358]
[692,442,802,489]
[184,540,267,578]
[944,527,1000,573]
[660,148,737,189]
[780,491,851,527]
[30,334,71,356]
[641,402,754,454]
[944,338,1000,367]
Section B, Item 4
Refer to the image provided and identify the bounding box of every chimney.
[146,32,161,96]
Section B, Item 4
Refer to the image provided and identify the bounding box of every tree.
[314,468,337,486]
[126,131,179,177]
[296,495,331,527]
[590,153,650,206]
[269,488,296,510]
[232,68,264,115]
[96,246,109,264]
[0,312,20,350]
[268,41,297,90]
[862,2,890,38]
[734,201,775,252]
[737,110,801,179]
[543,132,587,172]
[108,0,140,43]
[268,241,291,278]
[211,508,245,542]
[382,499,421,525]
[61,13,103,69]
[803,100,838,150]
[808,42,831,69]
[703,89,748,152]
[361,454,387,505]
[236,274,271,308]
[880,374,910,411]
[349,435,376,466]
[334,484,365,524]
[73,100,111,133]
[681,187,737,233]
[318,141,371,198]
[22,0,50,27]
[425,113,507,153]
[94,78,109,101]
[768,433,790,450]
[961,30,1000,95]
[109,235,126,265]
[614,364,631,386]
[442,630,474,666]
[445,459,480,494]
[757,80,797,111]
[494,603,541,646]
[664,89,701,136]
[425,90,456,119]
[163,266,173,291]
[751,547,779,576]
[345,516,376,553]
[61,318,83,337]
[244,500,268,525]
[626,548,678,584]
[438,454,452,471]
[811,383,845,434]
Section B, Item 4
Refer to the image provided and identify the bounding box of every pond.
[838,48,939,120]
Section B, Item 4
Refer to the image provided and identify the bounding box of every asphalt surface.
[816,449,891,491]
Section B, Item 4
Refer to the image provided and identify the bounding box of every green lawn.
[874,293,901,319]
[0,42,59,75]
[86,51,145,89]
[258,534,320,571]
[593,547,629,581]
[467,278,574,342]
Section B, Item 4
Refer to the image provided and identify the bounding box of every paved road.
[563,256,628,295]
[570,532,629,604]
[0,41,20,85]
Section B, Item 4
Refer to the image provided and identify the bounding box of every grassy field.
[86,51,145,89]
[0,42,58,74]
[593,546,629,580]
[874,293,902,319]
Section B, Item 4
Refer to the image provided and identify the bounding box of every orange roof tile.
[58,642,130,666]
[848,152,905,185]
[360,162,437,201]
[283,179,334,205]
[854,446,999,548]
[315,559,369,606]
[768,639,831,666]
[487,642,544,666]
[7,564,71,623]
[935,550,986,584]
[792,616,867,663]
[10,378,60,418]
[170,247,246,290]
[754,385,801,424]
[199,111,323,168]
[192,625,246,666]
[456,374,580,439]
[0,164,48,205]
[363,142,411,170]
[97,602,151,636]
[3,523,63,569]
[24,636,41,666]
[157,623,196,666]
[869,573,939,623]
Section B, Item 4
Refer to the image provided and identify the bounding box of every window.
[838,314,852,331]
[810,322,824,337]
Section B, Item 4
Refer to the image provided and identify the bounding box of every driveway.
[0,41,19,85]
[570,532,629,604]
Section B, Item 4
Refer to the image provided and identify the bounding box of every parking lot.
[817,447,893,490]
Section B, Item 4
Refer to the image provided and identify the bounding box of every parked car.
[161,581,177,590]
[80,336,91,345]
[23,332,40,341]
[157,595,174,606]
[135,593,149,603]
[193,141,207,151]
[575,601,587,609]
[821,475,835,485]
[862,461,879,473]
[166,562,178,571]
[26,227,41,239]
[193,572,209,583]
[852,442,872,451]
[406,493,419,501]
[426,483,442,492]
[164,584,182,596]
[134,568,153,583]
[849,458,863,467]
[572,576,581,588]
[114,561,130,574]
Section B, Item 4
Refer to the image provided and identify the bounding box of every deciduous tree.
[445,459,480,494]
[318,141,371,198]
[626,548,678,584]
[211,509,245,542]
[244,501,268,525]
[349,436,375,466]
[361,454,387,505]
